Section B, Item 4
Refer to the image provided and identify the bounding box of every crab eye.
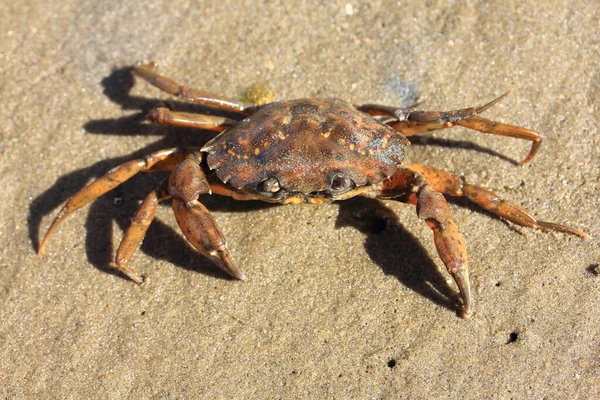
[330,175,354,192]
[259,177,281,193]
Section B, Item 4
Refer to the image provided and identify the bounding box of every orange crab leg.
[454,116,541,165]
[360,90,509,122]
[112,156,250,283]
[38,148,190,255]
[405,163,589,238]
[168,154,246,280]
[114,176,245,283]
[375,167,473,318]
[359,91,542,165]
[133,62,250,114]
[114,182,171,283]
[146,107,236,132]
[172,198,243,280]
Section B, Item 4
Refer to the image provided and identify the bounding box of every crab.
[38,63,588,318]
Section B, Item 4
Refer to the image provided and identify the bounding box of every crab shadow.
[408,136,518,165]
[30,66,497,311]
[336,197,461,314]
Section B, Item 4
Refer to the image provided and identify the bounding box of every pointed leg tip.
[38,232,54,255]
[518,150,538,166]
[461,305,474,319]
[574,229,592,239]
[568,229,590,239]
[134,60,157,70]
[115,260,144,284]
[38,224,61,256]
[227,266,246,281]
[210,249,246,281]
[536,221,590,239]
[223,262,246,281]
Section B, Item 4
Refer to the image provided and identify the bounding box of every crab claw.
[453,267,473,318]
[209,248,246,281]
[172,198,246,280]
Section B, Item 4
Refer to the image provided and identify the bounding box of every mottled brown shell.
[202,98,409,194]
